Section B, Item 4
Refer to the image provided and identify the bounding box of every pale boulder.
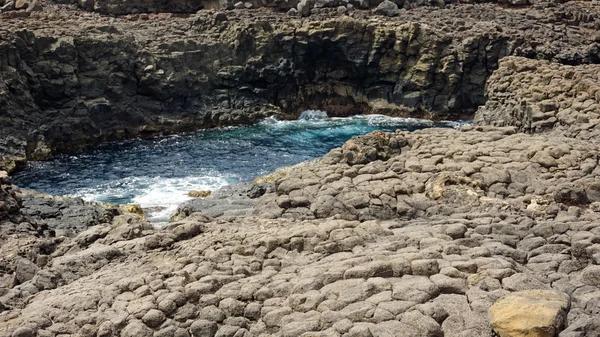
[489,289,570,337]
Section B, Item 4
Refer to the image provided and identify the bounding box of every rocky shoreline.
[1,0,600,172]
[1,1,600,337]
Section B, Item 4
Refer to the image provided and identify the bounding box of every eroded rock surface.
[253,127,600,222]
[475,56,600,142]
[1,124,600,336]
[1,1,600,336]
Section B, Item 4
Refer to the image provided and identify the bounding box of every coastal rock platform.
[1,2,600,337]
[2,118,600,336]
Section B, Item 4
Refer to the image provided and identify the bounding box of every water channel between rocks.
[13,111,468,223]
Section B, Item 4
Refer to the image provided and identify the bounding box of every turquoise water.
[12,113,465,221]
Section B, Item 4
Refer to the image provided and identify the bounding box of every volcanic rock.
[1,4,600,172]
[375,0,398,16]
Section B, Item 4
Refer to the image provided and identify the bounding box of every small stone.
[188,190,212,198]
[15,258,40,284]
[175,328,192,337]
[122,203,145,215]
[297,0,310,17]
[392,276,439,303]
[25,0,41,11]
[11,327,34,337]
[199,306,226,322]
[554,185,588,205]
[14,0,26,9]
[121,320,153,337]
[263,307,292,327]
[531,152,557,168]
[581,265,600,286]
[411,259,440,276]
[215,325,240,337]
[219,298,246,317]
[445,224,467,239]
[502,273,548,292]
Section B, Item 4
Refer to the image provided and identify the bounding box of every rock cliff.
[475,56,600,143]
[1,2,599,172]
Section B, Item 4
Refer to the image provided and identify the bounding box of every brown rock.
[188,190,212,198]
[489,290,570,337]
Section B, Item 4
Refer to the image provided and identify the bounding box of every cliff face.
[0,3,599,172]
[475,56,600,143]
[0,172,22,226]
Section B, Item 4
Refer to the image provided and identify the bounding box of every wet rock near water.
[18,191,119,237]
[0,172,23,226]
[173,182,274,220]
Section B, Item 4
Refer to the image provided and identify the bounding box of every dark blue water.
[12,113,465,221]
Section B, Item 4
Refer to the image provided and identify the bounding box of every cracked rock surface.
[1,121,600,336]
[2,2,600,337]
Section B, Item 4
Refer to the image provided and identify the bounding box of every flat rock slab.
[489,289,570,337]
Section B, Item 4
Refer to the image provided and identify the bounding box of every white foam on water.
[48,112,470,227]
[299,110,329,120]
[132,175,230,224]
[69,175,231,225]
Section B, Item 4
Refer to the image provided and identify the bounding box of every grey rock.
[11,327,34,337]
[582,265,600,286]
[297,0,310,16]
[121,320,153,337]
[14,258,40,284]
[0,1,15,11]
[375,0,398,16]
[190,320,218,337]
[392,276,440,303]
[142,309,166,328]
[445,224,467,239]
